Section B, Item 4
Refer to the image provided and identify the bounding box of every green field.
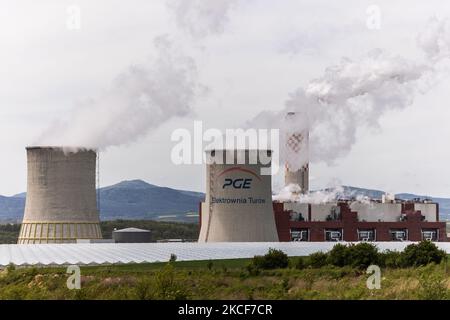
[0,257,449,300]
[0,225,449,300]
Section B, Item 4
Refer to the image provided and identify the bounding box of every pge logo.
[223,178,252,189]
[219,167,261,189]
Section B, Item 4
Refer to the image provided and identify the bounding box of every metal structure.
[198,149,279,242]
[18,147,102,244]
[3,242,450,267]
[284,112,309,194]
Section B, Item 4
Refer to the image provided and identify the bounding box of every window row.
[290,228,439,242]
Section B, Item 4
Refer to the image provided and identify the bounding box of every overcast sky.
[1,0,450,197]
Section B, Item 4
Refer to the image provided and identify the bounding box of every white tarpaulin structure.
[1,242,450,267]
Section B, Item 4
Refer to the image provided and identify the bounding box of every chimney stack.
[284,112,309,194]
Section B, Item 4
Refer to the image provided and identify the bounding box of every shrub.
[314,241,446,270]
[246,263,261,276]
[348,243,379,269]
[154,264,188,300]
[401,241,447,267]
[308,252,328,268]
[294,257,307,270]
[327,244,351,267]
[6,263,16,272]
[379,250,403,268]
[249,248,289,270]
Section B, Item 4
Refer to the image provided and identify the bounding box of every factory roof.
[113,228,150,233]
[1,242,449,267]
[26,146,96,152]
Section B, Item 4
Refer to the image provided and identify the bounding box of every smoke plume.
[273,183,344,204]
[38,36,200,150]
[252,17,450,179]
[250,48,429,172]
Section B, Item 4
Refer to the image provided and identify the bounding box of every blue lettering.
[222,179,233,189]
[222,178,253,189]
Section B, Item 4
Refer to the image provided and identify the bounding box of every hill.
[97,180,204,221]
[0,180,204,223]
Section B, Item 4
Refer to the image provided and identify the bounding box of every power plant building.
[274,199,447,242]
[197,116,447,242]
[18,147,102,244]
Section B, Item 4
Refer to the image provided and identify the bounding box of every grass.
[82,258,253,273]
[0,257,449,300]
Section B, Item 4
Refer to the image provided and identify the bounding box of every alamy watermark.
[66,5,81,31]
[366,265,381,289]
[170,121,280,175]
[66,265,81,290]
[366,5,381,30]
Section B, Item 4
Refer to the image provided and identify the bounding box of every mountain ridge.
[0,181,448,223]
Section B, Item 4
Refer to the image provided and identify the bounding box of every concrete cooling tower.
[284,112,309,194]
[198,149,279,242]
[18,147,102,244]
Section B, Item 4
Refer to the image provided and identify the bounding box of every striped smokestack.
[284,112,309,194]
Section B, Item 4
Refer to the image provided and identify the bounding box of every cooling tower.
[18,147,102,244]
[198,149,279,242]
[284,112,309,194]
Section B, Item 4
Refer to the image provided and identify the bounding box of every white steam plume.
[417,16,450,62]
[273,184,344,204]
[249,48,429,172]
[38,36,200,150]
[256,17,450,200]
[166,0,237,38]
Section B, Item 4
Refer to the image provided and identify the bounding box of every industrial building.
[198,112,447,243]
[273,111,447,242]
[18,147,102,244]
[198,152,446,242]
[12,113,447,246]
[273,198,447,242]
